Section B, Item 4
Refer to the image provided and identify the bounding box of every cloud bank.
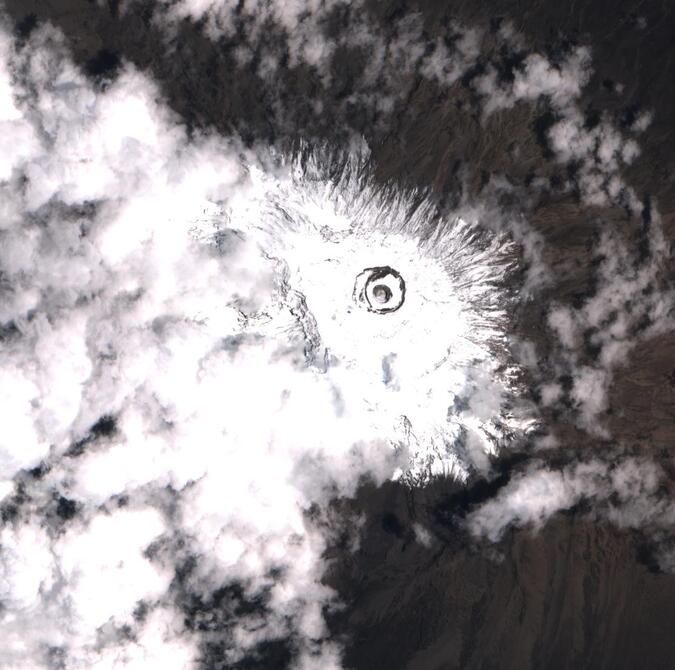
[0,21,381,668]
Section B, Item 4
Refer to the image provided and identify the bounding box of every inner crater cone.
[372,284,392,304]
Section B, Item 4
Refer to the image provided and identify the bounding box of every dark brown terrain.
[3,1,675,668]
[326,482,675,670]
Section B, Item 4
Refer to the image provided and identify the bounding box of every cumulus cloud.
[542,219,673,436]
[474,44,593,114]
[467,457,675,559]
[142,0,485,139]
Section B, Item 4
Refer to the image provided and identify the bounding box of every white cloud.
[571,366,610,435]
[412,522,434,547]
[474,47,592,114]
[86,606,197,670]
[547,305,580,350]
[56,508,169,631]
[467,458,675,546]
[0,21,359,667]
[544,224,675,434]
